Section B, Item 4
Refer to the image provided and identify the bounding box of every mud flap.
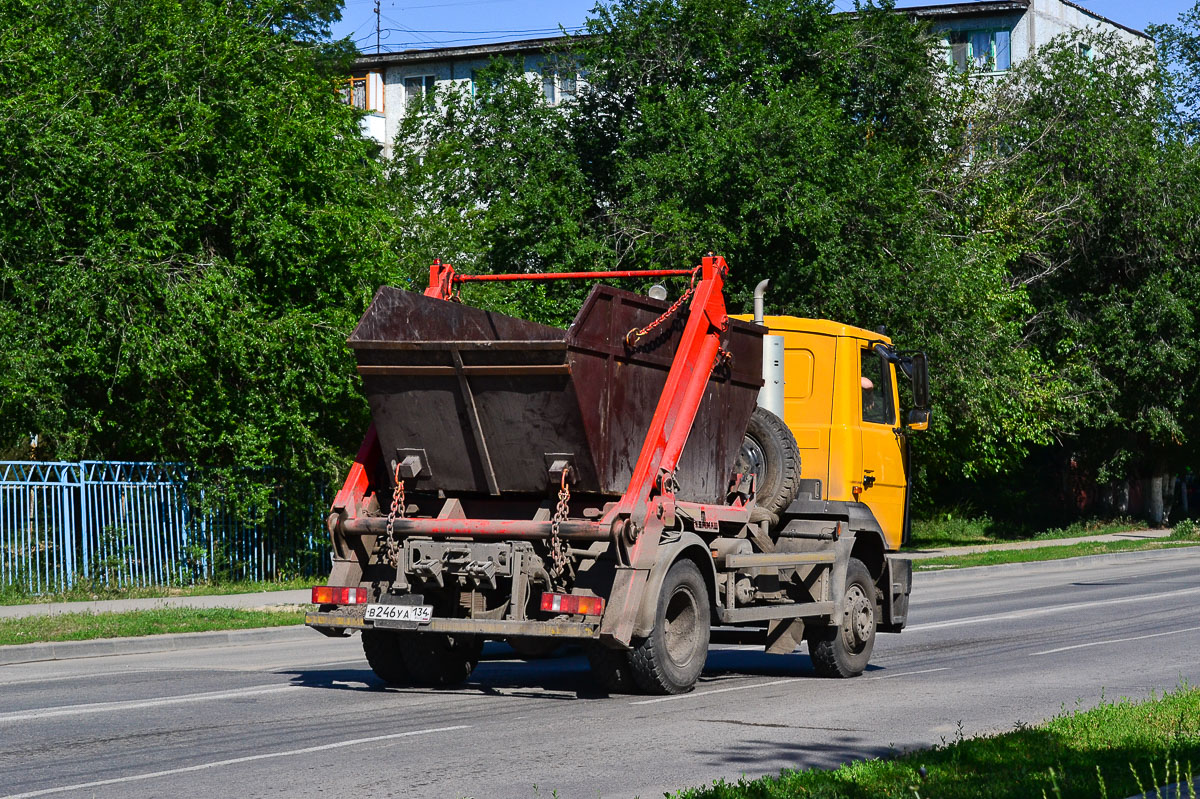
[598,566,649,647]
[879,555,912,632]
[829,532,855,619]
[765,619,805,654]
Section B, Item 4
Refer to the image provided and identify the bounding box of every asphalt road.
[1,548,1198,799]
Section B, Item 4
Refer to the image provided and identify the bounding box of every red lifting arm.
[424,259,695,301]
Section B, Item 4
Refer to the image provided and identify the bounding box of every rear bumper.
[305,611,600,640]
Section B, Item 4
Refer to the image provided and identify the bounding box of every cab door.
[857,344,907,549]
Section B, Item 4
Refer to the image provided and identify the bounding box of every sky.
[331,0,1195,53]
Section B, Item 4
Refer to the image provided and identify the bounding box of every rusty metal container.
[349,284,763,504]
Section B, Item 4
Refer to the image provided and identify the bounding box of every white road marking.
[0,684,301,724]
[864,667,949,681]
[1030,625,1200,656]
[906,586,1200,632]
[630,678,798,705]
[1,725,471,799]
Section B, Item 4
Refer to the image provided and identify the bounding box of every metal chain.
[713,344,734,371]
[548,466,571,580]
[625,266,702,348]
[383,462,406,567]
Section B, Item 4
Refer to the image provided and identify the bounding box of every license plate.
[365,604,433,623]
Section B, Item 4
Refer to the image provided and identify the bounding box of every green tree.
[0,0,395,501]
[952,30,1200,520]
[386,56,604,324]
[389,0,1059,487]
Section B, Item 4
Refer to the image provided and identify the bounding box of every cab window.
[861,348,894,425]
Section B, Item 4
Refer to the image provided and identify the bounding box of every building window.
[404,75,435,108]
[341,72,383,112]
[540,70,578,105]
[946,29,1012,73]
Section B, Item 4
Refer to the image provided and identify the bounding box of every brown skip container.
[348,283,764,504]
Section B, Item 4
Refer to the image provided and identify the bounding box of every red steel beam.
[331,424,380,514]
[424,259,696,300]
[342,516,607,540]
[456,269,695,282]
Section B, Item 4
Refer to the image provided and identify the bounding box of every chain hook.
[549,465,572,583]
[625,265,702,349]
[383,461,406,567]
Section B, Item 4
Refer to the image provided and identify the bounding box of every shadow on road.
[689,735,900,773]
[278,644,882,702]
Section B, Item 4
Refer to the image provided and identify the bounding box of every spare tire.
[737,406,802,520]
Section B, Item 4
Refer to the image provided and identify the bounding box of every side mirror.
[910,352,929,410]
[906,407,931,432]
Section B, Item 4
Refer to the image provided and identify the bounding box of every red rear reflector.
[312,586,368,605]
[540,593,605,616]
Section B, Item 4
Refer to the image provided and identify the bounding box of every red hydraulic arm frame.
[330,255,747,644]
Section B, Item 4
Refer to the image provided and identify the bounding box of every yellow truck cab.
[733,311,930,633]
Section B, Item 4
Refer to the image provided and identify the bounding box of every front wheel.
[808,557,876,678]
[628,559,711,694]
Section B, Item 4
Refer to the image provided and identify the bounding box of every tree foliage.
[949,28,1200,495]
[4,0,1200,522]
[393,0,1060,487]
[0,0,395,498]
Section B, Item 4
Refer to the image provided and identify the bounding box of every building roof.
[353,35,574,69]
[900,0,1149,40]
[901,1,1029,18]
[350,0,1149,69]
[1058,0,1150,40]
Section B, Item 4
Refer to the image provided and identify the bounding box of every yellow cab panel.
[732,315,908,551]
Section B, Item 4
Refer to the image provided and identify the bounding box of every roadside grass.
[914,525,1200,571]
[674,684,1200,799]
[0,608,305,646]
[0,575,322,607]
[909,514,1144,549]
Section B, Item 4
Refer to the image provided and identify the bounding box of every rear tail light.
[312,586,369,605]
[540,592,605,616]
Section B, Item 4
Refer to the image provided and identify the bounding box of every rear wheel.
[401,632,483,686]
[808,557,876,678]
[738,407,802,523]
[628,560,711,694]
[362,629,412,685]
[586,643,637,693]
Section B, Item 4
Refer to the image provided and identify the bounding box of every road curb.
[912,544,1200,577]
[0,625,312,666]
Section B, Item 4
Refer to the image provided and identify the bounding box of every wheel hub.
[841,584,874,652]
[664,586,699,667]
[739,436,766,487]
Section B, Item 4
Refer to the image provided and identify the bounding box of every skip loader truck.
[306,254,931,694]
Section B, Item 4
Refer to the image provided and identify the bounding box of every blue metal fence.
[0,461,329,594]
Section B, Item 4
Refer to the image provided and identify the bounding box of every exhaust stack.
[753,280,785,418]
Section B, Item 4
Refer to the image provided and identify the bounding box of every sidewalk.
[0,588,313,620]
[904,527,1174,560]
[0,528,1180,619]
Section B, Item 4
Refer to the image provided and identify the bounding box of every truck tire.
[628,559,711,694]
[586,643,638,694]
[738,407,802,522]
[808,557,876,678]
[401,632,483,686]
[361,629,412,686]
